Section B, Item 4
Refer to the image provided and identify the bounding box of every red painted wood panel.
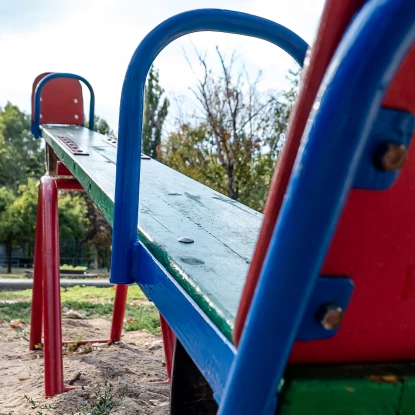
[291,45,415,362]
[235,0,415,363]
[234,0,366,345]
[31,73,84,126]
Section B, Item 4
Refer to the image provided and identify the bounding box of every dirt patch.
[0,319,170,414]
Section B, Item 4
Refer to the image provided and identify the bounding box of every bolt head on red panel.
[375,142,408,171]
[319,304,344,330]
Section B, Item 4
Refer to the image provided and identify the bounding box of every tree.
[82,115,114,269]
[58,193,88,266]
[0,103,44,190]
[0,179,37,273]
[0,103,116,271]
[162,48,297,212]
[142,66,169,159]
[85,115,115,137]
[83,196,112,270]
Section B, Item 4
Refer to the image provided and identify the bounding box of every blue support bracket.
[353,108,415,190]
[296,277,354,341]
[132,241,236,403]
[218,1,415,413]
[110,9,308,285]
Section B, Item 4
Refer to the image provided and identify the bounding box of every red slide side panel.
[236,0,415,363]
[31,73,84,126]
[291,45,415,363]
[233,0,366,345]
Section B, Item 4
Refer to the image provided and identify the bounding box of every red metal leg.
[159,314,175,379]
[109,285,128,343]
[40,176,65,397]
[29,194,44,350]
[29,168,131,396]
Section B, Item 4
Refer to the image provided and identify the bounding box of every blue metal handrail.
[32,73,95,138]
[110,8,308,285]
[218,0,415,413]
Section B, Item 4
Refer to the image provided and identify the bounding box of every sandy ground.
[0,319,170,414]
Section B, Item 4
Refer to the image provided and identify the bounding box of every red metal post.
[109,285,129,342]
[29,193,44,350]
[29,165,132,396]
[55,178,84,191]
[159,314,176,379]
[40,176,65,397]
[56,161,73,176]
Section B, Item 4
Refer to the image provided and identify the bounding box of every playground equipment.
[28,0,415,413]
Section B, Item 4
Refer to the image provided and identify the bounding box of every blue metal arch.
[218,0,415,413]
[110,8,309,285]
[32,73,95,138]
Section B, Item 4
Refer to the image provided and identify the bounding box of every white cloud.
[0,0,325,132]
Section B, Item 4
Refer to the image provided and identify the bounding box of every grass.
[60,264,88,271]
[0,284,146,301]
[0,285,161,334]
[0,267,110,279]
[24,380,125,415]
[0,267,27,279]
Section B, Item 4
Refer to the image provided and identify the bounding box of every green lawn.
[0,267,111,280]
[0,285,160,334]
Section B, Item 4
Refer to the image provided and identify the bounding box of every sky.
[0,0,325,133]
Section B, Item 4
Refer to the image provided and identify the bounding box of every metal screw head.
[320,304,344,330]
[177,237,194,244]
[375,142,408,171]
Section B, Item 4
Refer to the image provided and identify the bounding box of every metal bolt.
[320,304,344,330]
[178,237,194,244]
[375,142,407,171]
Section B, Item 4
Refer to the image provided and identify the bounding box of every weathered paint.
[279,364,415,415]
[41,125,263,341]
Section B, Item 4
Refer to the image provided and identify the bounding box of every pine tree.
[142,66,169,159]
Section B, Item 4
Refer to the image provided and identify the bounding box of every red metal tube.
[55,178,84,191]
[29,193,44,350]
[29,172,130,396]
[40,176,65,397]
[56,161,73,176]
[109,285,129,342]
[159,314,175,378]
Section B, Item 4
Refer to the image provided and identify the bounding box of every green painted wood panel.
[41,125,263,340]
[278,364,415,415]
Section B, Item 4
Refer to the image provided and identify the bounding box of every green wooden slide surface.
[41,125,263,341]
[279,364,415,415]
[43,126,415,414]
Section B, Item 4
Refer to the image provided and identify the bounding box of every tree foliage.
[142,66,169,159]
[85,115,115,137]
[0,179,38,272]
[162,48,298,212]
[82,114,114,269]
[0,102,115,271]
[0,103,44,190]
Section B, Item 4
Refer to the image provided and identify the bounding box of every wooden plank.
[41,125,263,340]
[278,365,411,415]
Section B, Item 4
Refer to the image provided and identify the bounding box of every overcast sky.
[0,0,325,132]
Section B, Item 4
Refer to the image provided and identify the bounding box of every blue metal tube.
[32,73,95,138]
[110,8,308,284]
[218,0,415,414]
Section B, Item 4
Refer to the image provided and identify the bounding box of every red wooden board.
[234,0,367,345]
[31,72,84,126]
[235,0,415,363]
[291,45,415,363]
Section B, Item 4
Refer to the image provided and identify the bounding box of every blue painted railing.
[110,9,308,286]
[218,0,415,413]
[32,73,95,138]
